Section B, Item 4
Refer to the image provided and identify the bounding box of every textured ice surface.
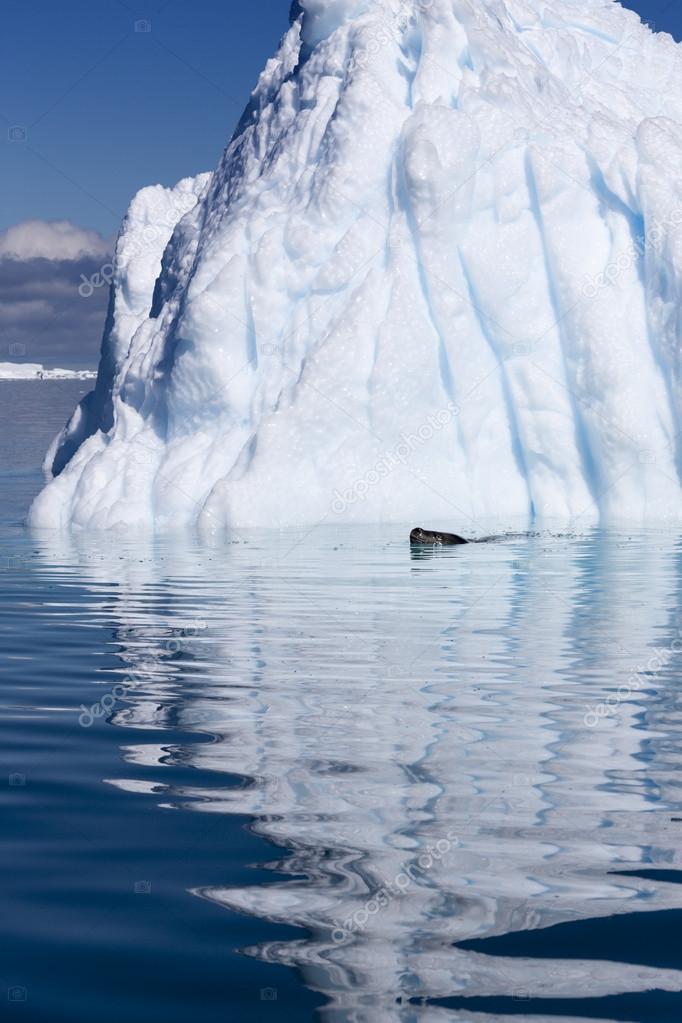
[30,0,682,530]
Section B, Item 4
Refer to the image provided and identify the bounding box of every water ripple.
[3,520,682,1020]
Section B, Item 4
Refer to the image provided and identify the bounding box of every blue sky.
[1,0,292,237]
[1,0,680,237]
[0,0,680,366]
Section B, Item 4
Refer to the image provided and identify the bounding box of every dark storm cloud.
[0,219,114,368]
[0,253,111,367]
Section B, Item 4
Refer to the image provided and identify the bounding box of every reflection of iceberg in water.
[32,528,682,1020]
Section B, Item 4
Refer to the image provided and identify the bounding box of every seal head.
[410,527,468,546]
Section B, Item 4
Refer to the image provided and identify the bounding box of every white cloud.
[0,219,111,261]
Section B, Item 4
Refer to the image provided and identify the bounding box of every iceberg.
[30,0,682,531]
[0,363,96,381]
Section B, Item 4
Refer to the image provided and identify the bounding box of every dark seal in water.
[410,527,468,546]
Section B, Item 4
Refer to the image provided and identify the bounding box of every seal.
[410,527,468,546]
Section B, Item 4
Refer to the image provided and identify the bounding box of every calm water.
[2,381,682,1022]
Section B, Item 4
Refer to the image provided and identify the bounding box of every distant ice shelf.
[0,363,97,381]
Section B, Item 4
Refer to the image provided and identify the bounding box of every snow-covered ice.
[0,363,96,381]
[30,0,682,530]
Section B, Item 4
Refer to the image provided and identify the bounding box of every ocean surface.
[2,380,682,1022]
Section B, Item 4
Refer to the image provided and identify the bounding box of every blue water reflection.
[2,382,682,1021]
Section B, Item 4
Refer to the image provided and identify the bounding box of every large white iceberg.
[30,0,682,530]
